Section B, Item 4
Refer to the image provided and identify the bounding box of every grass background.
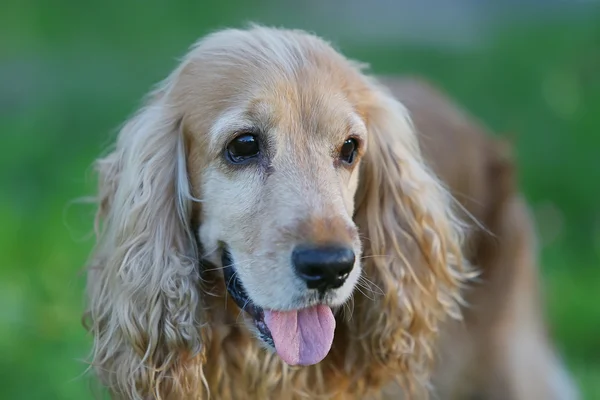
[1,1,599,399]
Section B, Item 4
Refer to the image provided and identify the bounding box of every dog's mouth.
[221,248,336,366]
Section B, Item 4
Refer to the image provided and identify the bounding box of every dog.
[83,25,577,399]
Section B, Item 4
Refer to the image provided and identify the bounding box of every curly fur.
[85,97,207,398]
[83,25,575,400]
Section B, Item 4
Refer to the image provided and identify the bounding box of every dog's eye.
[339,138,358,165]
[226,134,260,163]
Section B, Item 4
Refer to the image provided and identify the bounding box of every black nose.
[292,245,355,291]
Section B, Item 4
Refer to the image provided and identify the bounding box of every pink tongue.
[263,305,335,366]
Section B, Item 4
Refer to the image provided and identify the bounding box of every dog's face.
[86,27,469,397]
[179,33,370,365]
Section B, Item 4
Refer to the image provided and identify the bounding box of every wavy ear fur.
[84,80,206,399]
[351,79,472,394]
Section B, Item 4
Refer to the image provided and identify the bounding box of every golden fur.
[83,26,576,399]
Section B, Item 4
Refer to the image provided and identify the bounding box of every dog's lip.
[221,248,274,347]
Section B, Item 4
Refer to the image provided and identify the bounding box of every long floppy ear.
[84,82,207,399]
[351,80,473,393]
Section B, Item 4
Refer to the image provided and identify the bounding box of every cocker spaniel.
[83,25,578,399]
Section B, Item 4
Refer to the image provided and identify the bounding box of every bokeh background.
[1,1,599,398]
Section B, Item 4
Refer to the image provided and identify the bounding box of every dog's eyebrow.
[347,113,368,137]
[208,109,256,153]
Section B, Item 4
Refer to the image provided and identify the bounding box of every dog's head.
[84,26,469,398]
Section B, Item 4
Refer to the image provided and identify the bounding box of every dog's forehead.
[247,80,365,142]
[182,32,371,157]
[204,76,367,154]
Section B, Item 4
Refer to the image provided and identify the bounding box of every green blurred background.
[1,1,599,398]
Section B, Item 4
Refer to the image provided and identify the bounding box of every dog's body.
[380,78,577,399]
[84,27,576,399]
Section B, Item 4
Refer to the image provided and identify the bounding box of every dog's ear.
[84,79,207,399]
[351,80,472,392]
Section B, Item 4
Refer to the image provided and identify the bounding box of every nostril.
[335,248,355,273]
[292,245,355,290]
[300,265,326,280]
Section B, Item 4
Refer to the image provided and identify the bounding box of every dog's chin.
[220,248,351,353]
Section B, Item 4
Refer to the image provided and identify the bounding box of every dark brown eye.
[339,138,358,165]
[226,134,259,163]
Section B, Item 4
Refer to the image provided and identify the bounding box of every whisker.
[360,254,392,260]
[236,298,253,324]
[357,275,385,296]
[342,297,355,321]
[223,269,238,306]
[223,260,256,310]
[200,246,219,259]
[353,277,383,301]
[202,265,226,272]
[357,234,372,245]
[204,257,256,273]
[359,251,433,296]
[354,284,375,301]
